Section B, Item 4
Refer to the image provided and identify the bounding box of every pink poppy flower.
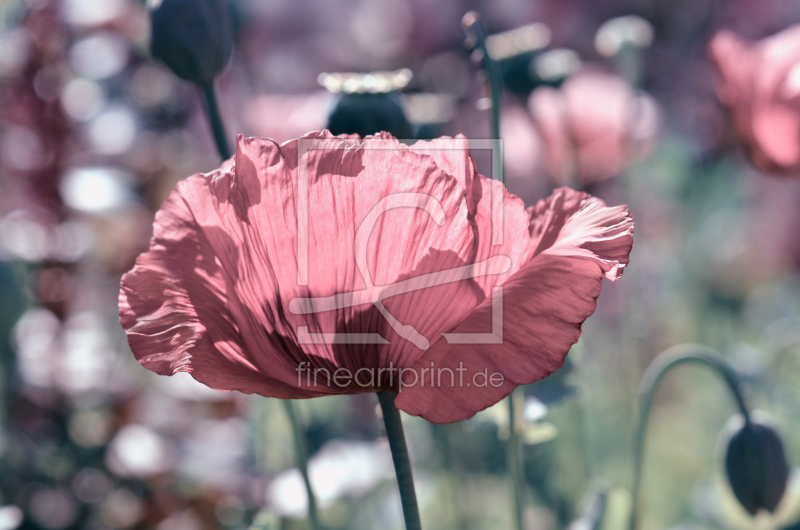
[528,69,660,187]
[709,27,800,175]
[119,130,633,423]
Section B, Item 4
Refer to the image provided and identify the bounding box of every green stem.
[508,387,524,530]
[378,392,422,530]
[462,11,504,184]
[628,344,751,530]
[282,400,321,530]
[201,82,231,160]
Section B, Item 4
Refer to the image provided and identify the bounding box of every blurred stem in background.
[596,17,655,472]
[463,12,524,530]
[508,388,525,530]
[202,82,232,160]
[432,423,468,530]
[627,344,751,530]
[282,400,321,530]
[378,392,423,530]
[462,11,504,185]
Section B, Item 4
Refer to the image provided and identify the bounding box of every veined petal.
[121,131,491,395]
[395,187,633,423]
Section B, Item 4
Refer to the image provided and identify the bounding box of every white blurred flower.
[106,424,172,478]
[60,166,135,214]
[61,0,126,27]
[266,439,394,517]
[87,106,137,155]
[69,33,129,80]
[62,78,107,121]
[524,396,548,423]
[59,311,115,394]
[13,308,61,388]
[0,506,22,530]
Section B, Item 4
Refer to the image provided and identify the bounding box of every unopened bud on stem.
[148,0,233,86]
[723,413,789,516]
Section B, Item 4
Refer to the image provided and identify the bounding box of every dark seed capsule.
[326,92,412,140]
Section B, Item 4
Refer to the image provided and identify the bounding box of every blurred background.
[2,0,800,529]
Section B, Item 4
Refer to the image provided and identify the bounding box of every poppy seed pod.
[148,0,233,86]
[723,414,789,515]
[327,92,412,139]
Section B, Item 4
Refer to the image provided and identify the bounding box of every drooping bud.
[722,414,789,515]
[148,0,233,86]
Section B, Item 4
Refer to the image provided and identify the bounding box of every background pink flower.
[709,26,800,175]
[528,68,660,187]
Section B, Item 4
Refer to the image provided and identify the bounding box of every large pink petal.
[121,131,495,396]
[119,183,305,398]
[395,187,633,423]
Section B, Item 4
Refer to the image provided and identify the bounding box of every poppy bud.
[148,0,233,86]
[723,414,789,515]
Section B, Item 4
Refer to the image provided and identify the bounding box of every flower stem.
[378,391,422,530]
[282,400,321,530]
[201,82,231,160]
[462,11,504,184]
[628,344,751,530]
[508,387,525,530]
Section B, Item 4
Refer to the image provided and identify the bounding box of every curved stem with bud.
[628,344,751,530]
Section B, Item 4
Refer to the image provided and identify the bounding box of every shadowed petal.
[395,187,633,423]
[121,131,492,396]
[119,183,305,398]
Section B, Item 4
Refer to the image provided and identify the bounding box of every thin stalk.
[508,387,525,530]
[628,344,751,530]
[378,391,422,530]
[201,82,231,160]
[282,400,321,530]
[462,14,524,528]
[462,11,504,184]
